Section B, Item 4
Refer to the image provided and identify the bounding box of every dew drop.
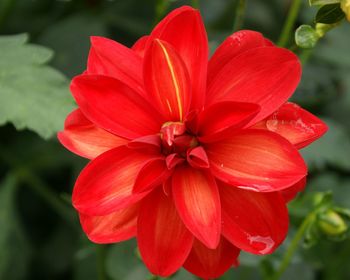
[247,235,275,254]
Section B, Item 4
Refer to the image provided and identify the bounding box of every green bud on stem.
[318,209,348,236]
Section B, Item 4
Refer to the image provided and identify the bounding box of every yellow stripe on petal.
[144,39,190,122]
[157,40,183,120]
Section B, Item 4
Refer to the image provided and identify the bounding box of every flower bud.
[341,0,350,21]
[318,209,348,237]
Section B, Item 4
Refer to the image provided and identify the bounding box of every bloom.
[58,6,327,279]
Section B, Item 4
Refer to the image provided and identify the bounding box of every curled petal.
[172,167,221,249]
[87,36,144,95]
[79,203,139,244]
[71,74,163,140]
[57,109,127,159]
[184,238,240,279]
[219,183,289,254]
[138,188,193,277]
[72,146,157,216]
[206,47,301,124]
[187,146,210,169]
[160,122,186,146]
[144,40,191,121]
[166,153,185,169]
[254,102,328,149]
[208,30,272,85]
[150,6,208,111]
[205,129,307,192]
[198,101,260,142]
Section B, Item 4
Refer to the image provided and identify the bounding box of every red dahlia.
[58,6,327,279]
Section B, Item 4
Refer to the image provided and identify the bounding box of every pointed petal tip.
[89,35,110,45]
[172,167,221,249]
[184,238,240,279]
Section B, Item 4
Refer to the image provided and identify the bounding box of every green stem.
[277,0,303,47]
[232,0,246,32]
[0,146,76,228]
[272,212,316,280]
[96,244,108,280]
[300,49,313,65]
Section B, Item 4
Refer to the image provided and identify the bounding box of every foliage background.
[0,0,349,279]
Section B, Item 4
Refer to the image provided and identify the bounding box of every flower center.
[160,122,209,169]
[160,122,198,156]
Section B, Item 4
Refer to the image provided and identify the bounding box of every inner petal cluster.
[160,121,210,170]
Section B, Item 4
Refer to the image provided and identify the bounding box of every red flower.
[58,6,327,279]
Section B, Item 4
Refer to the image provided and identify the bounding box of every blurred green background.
[0,0,350,279]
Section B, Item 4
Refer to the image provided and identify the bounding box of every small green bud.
[295,25,320,49]
[341,0,350,21]
[318,209,348,236]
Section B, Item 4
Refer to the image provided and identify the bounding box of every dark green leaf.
[0,34,76,139]
[315,4,345,23]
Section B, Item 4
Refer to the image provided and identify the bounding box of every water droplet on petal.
[247,235,275,254]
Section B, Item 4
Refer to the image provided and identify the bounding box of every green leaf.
[315,4,345,24]
[0,33,76,139]
[0,174,31,279]
[302,119,350,171]
[295,25,320,48]
[309,0,340,6]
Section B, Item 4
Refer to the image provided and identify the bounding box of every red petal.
[208,30,271,85]
[144,39,191,121]
[166,153,185,169]
[198,101,260,143]
[71,74,163,140]
[72,146,157,215]
[79,203,139,244]
[127,134,161,152]
[57,109,127,159]
[187,146,210,169]
[137,188,193,277]
[206,47,301,124]
[133,158,171,193]
[280,177,307,202]
[205,129,307,192]
[160,122,186,146]
[87,36,144,95]
[132,35,149,58]
[184,238,240,279]
[254,102,328,149]
[219,183,289,254]
[172,166,221,249]
[150,6,208,111]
